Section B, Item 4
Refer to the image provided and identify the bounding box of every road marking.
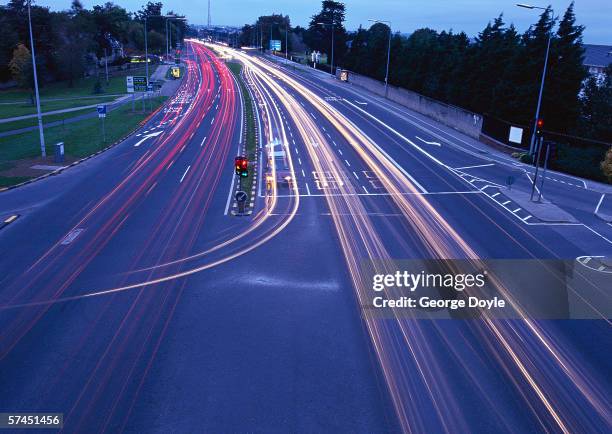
[133,131,162,147]
[332,141,337,147]
[595,193,605,214]
[338,149,343,156]
[502,200,511,205]
[353,171,359,180]
[210,116,215,125]
[61,228,84,245]
[415,136,441,146]
[362,185,370,194]
[341,99,430,193]
[522,215,533,222]
[512,208,521,213]
[455,163,495,170]
[305,183,311,195]
[310,112,317,119]
[491,192,500,198]
[298,157,302,165]
[301,169,306,177]
[295,147,299,154]
[345,159,351,167]
[180,165,191,183]
[3,215,18,224]
[200,136,207,147]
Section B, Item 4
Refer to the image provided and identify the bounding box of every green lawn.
[0,108,93,134]
[0,64,157,119]
[0,95,166,186]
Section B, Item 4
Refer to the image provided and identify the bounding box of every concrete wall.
[341,70,483,139]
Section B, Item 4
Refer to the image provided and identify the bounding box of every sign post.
[97,105,107,143]
[235,191,248,214]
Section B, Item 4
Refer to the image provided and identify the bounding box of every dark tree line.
[0,0,191,88]
[341,2,610,142]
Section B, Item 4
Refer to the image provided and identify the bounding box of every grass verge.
[0,65,157,119]
[0,95,166,187]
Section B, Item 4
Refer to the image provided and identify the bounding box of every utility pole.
[207,0,211,28]
[27,0,46,158]
[144,16,149,85]
[285,25,288,64]
[104,48,109,84]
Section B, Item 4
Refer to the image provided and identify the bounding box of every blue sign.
[269,39,281,51]
[96,105,107,115]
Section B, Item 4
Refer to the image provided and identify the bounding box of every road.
[0,40,609,433]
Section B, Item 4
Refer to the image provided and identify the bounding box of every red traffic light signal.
[234,156,248,177]
[536,119,544,138]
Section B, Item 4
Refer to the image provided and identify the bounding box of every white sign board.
[126,75,134,93]
[509,126,523,144]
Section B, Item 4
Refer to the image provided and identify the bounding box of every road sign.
[126,76,134,93]
[235,190,248,214]
[269,39,281,51]
[235,191,248,203]
[146,84,153,92]
[171,66,181,78]
[97,105,107,118]
[129,75,147,92]
[340,69,349,82]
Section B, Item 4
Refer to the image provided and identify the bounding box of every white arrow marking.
[133,131,163,147]
[415,136,441,146]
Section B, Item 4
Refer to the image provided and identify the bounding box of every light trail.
[224,46,610,433]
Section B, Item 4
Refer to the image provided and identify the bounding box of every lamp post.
[27,0,45,158]
[516,3,555,156]
[144,14,182,84]
[317,16,335,75]
[368,19,392,98]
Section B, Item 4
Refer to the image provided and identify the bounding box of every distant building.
[583,44,611,81]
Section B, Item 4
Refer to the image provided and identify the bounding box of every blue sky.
[13,0,612,43]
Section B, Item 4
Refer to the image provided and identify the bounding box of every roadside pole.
[537,143,552,202]
[104,48,109,84]
[530,136,544,201]
[27,0,46,158]
[97,105,107,143]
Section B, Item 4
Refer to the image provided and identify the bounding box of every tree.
[305,1,347,63]
[602,148,612,182]
[580,65,612,143]
[545,2,587,133]
[8,43,33,90]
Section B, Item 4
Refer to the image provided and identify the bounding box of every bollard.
[54,142,64,163]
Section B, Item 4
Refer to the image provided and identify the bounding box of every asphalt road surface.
[0,41,610,433]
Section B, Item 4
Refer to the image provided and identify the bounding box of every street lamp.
[316,18,335,75]
[27,0,45,158]
[516,3,555,156]
[144,14,180,85]
[166,16,186,63]
[368,19,392,98]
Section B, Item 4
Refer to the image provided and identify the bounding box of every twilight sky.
[12,0,612,43]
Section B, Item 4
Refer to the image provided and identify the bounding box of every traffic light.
[535,118,544,138]
[234,156,248,178]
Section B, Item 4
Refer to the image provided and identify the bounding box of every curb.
[0,97,171,194]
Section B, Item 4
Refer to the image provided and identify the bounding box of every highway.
[0,39,610,433]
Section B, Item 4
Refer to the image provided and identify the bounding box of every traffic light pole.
[530,136,544,201]
[529,28,552,156]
